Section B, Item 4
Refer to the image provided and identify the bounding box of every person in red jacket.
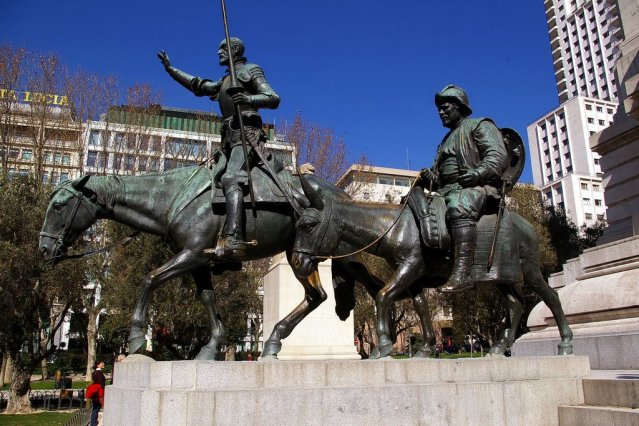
[89,360,106,426]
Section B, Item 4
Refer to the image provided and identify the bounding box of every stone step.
[559,405,639,426]
[582,378,639,408]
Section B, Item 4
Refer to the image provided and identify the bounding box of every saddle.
[407,188,522,283]
[210,149,302,206]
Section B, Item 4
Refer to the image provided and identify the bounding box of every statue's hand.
[230,92,252,106]
[157,50,171,70]
[420,168,439,189]
[459,169,481,187]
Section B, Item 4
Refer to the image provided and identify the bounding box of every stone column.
[262,253,360,360]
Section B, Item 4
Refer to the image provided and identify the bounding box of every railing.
[64,407,91,426]
[0,388,86,412]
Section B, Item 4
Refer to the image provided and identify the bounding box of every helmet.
[435,85,472,116]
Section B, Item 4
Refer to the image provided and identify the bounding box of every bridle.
[40,185,138,262]
[40,186,95,260]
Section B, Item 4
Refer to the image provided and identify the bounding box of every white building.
[527,96,613,226]
[527,0,624,227]
[337,164,419,203]
[546,0,623,103]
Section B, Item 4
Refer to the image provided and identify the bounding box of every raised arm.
[157,50,221,99]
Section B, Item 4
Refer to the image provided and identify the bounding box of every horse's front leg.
[128,249,207,355]
[489,283,523,356]
[371,257,423,359]
[262,260,327,359]
[412,287,436,358]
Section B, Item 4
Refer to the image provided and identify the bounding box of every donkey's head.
[39,175,99,264]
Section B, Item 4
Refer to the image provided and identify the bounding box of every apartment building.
[528,0,623,227]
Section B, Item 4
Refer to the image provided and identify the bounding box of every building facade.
[527,0,624,227]
[527,96,612,225]
[545,0,623,103]
[0,91,82,184]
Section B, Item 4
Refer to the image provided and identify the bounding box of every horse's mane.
[87,175,124,212]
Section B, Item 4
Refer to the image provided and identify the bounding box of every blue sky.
[3,0,559,183]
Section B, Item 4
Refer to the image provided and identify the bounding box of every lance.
[218,0,303,217]
[220,0,256,214]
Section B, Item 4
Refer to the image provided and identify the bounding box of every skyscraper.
[527,0,624,227]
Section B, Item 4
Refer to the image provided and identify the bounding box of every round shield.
[500,127,526,194]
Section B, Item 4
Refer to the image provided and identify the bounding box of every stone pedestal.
[104,356,590,426]
[262,254,359,360]
[512,236,639,369]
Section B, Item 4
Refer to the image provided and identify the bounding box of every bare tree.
[280,113,349,183]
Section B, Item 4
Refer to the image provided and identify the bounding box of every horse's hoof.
[258,354,278,362]
[489,344,506,356]
[194,346,217,361]
[370,344,393,359]
[558,342,573,356]
[414,348,432,358]
[262,341,282,358]
[128,331,147,354]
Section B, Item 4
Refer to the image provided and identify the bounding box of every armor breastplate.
[218,72,260,119]
[218,76,236,119]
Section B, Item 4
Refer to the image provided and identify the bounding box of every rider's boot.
[222,187,247,255]
[438,219,477,293]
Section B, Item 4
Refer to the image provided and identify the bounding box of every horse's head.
[291,175,337,278]
[39,175,99,264]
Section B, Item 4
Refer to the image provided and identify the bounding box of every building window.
[54,153,62,164]
[60,172,69,182]
[139,157,147,171]
[583,197,591,205]
[395,177,410,187]
[593,184,600,192]
[581,182,588,190]
[125,155,135,171]
[585,213,593,220]
[89,131,102,146]
[588,118,594,123]
[594,158,600,165]
[586,104,592,110]
[139,136,150,152]
[42,171,49,183]
[599,119,605,125]
[113,154,123,170]
[597,214,605,220]
[377,175,394,185]
[87,151,98,167]
[21,149,33,161]
[62,154,71,166]
[8,148,19,159]
[44,151,52,163]
[595,199,602,206]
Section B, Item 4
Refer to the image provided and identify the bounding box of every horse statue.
[38,165,398,359]
[291,175,574,359]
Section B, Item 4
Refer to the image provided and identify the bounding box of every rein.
[41,185,140,262]
[312,177,423,261]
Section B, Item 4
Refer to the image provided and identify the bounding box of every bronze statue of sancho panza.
[158,38,280,254]
[419,85,509,293]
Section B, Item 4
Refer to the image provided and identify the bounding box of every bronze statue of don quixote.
[39,0,573,361]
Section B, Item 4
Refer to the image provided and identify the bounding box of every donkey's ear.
[299,174,324,210]
[71,175,91,190]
